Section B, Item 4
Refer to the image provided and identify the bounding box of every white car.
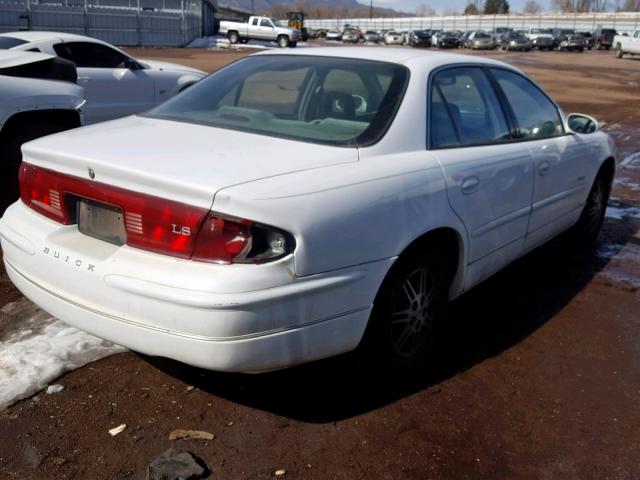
[0,48,616,373]
[382,31,404,45]
[614,30,640,58]
[0,50,84,212]
[0,31,206,124]
[525,27,554,50]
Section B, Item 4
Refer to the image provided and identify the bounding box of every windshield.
[531,28,551,34]
[147,55,409,147]
[475,33,490,38]
[0,36,28,49]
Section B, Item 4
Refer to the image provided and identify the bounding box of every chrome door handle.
[538,160,551,175]
[460,176,480,195]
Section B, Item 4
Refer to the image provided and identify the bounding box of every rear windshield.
[0,36,28,49]
[146,55,409,147]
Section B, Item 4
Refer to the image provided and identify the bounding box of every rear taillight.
[192,214,293,264]
[19,163,293,264]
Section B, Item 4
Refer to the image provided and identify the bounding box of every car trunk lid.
[21,115,359,210]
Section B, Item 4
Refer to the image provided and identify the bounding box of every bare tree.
[523,0,543,12]
[623,0,640,9]
[551,0,608,11]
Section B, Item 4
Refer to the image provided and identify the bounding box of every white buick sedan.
[0,31,206,124]
[0,48,616,372]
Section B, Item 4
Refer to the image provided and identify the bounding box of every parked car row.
[317,25,624,55]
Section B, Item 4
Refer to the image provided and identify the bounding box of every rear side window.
[0,36,28,49]
[53,42,127,68]
[430,87,459,148]
[491,68,563,140]
[431,67,511,147]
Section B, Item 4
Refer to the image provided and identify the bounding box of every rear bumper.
[1,201,392,372]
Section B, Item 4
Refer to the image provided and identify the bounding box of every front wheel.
[362,251,446,371]
[277,35,290,48]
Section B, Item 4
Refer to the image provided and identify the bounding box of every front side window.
[53,42,128,68]
[260,19,272,27]
[491,68,563,140]
[431,67,510,147]
[147,56,409,146]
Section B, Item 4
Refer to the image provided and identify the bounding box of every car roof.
[0,31,103,44]
[257,47,511,71]
[0,49,54,68]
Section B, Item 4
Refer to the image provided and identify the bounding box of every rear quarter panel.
[214,151,466,285]
[0,76,84,129]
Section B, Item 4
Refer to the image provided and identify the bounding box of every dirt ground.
[1,45,639,480]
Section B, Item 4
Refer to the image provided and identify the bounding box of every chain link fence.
[307,12,640,34]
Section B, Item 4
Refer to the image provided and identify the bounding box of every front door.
[53,41,155,124]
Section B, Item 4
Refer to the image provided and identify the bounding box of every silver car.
[342,29,360,44]
[468,31,495,50]
[363,31,380,43]
[383,31,404,45]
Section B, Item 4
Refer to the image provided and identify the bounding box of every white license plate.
[77,199,126,246]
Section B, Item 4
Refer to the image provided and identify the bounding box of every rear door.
[429,66,534,287]
[489,68,592,248]
[53,41,154,124]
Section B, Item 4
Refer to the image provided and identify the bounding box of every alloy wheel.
[390,266,436,358]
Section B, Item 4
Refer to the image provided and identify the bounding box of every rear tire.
[362,250,447,372]
[227,31,239,44]
[570,173,609,246]
[277,35,290,48]
[616,45,624,58]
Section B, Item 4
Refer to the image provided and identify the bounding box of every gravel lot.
[1,44,639,479]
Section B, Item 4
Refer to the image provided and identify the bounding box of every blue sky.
[370,0,541,13]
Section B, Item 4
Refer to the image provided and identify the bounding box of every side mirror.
[566,113,599,134]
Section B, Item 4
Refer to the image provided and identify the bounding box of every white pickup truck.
[219,16,301,48]
[614,31,640,58]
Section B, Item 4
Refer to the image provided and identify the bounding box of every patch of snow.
[596,241,640,289]
[620,152,640,168]
[605,201,640,220]
[46,384,64,394]
[186,35,273,50]
[0,299,123,411]
[596,242,622,259]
